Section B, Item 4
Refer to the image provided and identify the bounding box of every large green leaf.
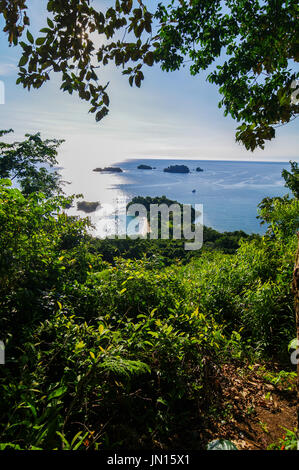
[207,439,238,450]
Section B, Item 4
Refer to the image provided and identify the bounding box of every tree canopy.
[258,160,299,238]
[0,0,298,150]
[0,129,64,196]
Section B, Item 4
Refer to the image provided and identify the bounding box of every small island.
[93,167,123,173]
[163,164,190,174]
[196,167,204,172]
[137,164,153,170]
[77,201,100,213]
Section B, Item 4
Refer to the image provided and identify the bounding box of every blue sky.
[0,0,298,184]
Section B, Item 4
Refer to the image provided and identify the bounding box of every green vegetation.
[0,133,298,450]
[268,428,297,450]
[0,0,297,452]
[0,129,64,197]
[90,195,259,264]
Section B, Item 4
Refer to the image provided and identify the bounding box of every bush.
[0,176,297,450]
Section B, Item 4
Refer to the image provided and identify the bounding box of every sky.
[0,0,298,186]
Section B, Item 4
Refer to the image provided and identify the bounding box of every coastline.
[65,159,290,236]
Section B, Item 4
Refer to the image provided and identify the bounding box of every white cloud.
[0,63,17,76]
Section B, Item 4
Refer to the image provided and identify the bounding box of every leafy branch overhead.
[1,0,298,150]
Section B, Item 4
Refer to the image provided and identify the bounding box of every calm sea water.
[70,159,292,235]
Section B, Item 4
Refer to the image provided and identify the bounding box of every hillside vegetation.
[0,153,298,450]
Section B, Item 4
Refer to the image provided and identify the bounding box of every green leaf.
[36,37,46,46]
[19,55,29,67]
[72,432,89,450]
[56,431,70,449]
[47,18,54,28]
[48,386,67,401]
[98,324,104,335]
[95,107,109,122]
[26,31,34,44]
[207,439,238,450]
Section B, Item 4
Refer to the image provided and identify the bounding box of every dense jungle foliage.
[0,135,298,449]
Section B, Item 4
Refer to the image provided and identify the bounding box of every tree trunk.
[293,233,299,449]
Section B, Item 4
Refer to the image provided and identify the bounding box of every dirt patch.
[203,363,297,450]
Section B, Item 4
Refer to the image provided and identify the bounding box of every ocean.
[68,159,292,235]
